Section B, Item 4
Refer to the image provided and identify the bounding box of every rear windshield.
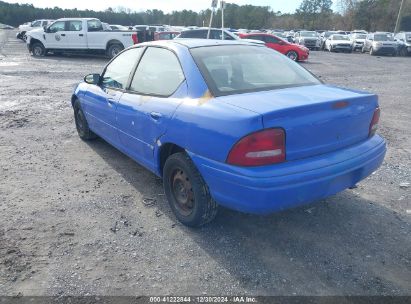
[190,45,321,96]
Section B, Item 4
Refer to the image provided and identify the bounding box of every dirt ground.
[0,30,410,296]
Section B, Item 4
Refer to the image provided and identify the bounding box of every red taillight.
[227,128,285,166]
[369,107,380,137]
[132,33,138,44]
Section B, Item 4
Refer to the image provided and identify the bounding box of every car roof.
[138,39,262,49]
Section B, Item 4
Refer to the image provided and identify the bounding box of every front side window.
[68,21,82,31]
[265,36,280,43]
[102,48,143,90]
[49,21,66,33]
[130,47,185,96]
[191,45,321,97]
[87,19,103,32]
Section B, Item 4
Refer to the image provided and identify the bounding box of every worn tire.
[107,44,124,58]
[31,42,46,57]
[285,50,298,61]
[163,152,218,227]
[73,100,97,141]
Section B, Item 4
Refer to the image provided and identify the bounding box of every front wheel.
[31,42,46,57]
[285,50,298,61]
[73,100,97,141]
[163,152,218,227]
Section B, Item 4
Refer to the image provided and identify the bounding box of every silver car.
[294,31,320,50]
[362,32,398,56]
[350,33,367,51]
[394,32,411,56]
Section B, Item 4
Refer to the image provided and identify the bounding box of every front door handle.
[150,112,162,120]
[79,34,84,37]
[61,34,66,37]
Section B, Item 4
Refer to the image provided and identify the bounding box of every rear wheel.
[31,42,46,57]
[73,100,97,140]
[163,152,218,227]
[285,50,298,61]
[107,44,124,58]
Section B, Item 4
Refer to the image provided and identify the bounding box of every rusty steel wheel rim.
[170,168,194,216]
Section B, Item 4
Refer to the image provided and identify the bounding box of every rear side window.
[31,21,41,27]
[247,35,264,42]
[68,21,82,31]
[102,48,144,90]
[87,19,103,32]
[130,47,185,96]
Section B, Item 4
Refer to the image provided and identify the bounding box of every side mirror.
[43,25,48,32]
[84,74,101,85]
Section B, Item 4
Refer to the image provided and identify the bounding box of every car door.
[116,47,187,171]
[81,47,144,144]
[85,19,104,49]
[64,20,86,48]
[44,21,67,48]
[264,35,284,53]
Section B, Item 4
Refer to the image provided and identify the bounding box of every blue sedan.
[71,40,386,226]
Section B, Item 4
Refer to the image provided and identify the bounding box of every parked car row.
[16,18,411,59]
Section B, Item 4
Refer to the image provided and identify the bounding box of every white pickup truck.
[26,18,139,58]
[17,19,54,41]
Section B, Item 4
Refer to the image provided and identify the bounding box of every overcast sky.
[3,0,304,14]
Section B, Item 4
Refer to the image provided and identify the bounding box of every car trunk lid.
[218,84,378,161]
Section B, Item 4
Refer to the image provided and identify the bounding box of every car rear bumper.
[188,135,386,214]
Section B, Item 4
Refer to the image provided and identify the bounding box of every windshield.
[324,32,335,38]
[190,45,321,96]
[300,31,317,37]
[353,34,366,39]
[374,34,394,41]
[333,35,349,40]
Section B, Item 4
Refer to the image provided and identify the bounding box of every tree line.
[0,0,410,31]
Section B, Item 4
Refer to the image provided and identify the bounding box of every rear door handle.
[150,112,162,120]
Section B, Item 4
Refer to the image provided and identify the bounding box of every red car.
[239,33,309,61]
[154,31,180,41]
